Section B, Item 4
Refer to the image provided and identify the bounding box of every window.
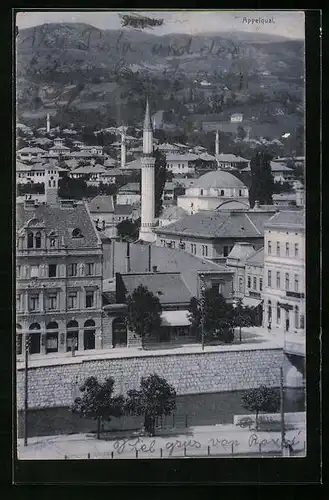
[67,320,79,352]
[276,271,281,289]
[285,273,290,290]
[268,241,271,255]
[16,265,21,278]
[46,322,58,354]
[247,276,251,288]
[16,294,22,311]
[84,319,95,350]
[277,304,281,324]
[276,242,280,256]
[86,291,94,308]
[223,246,229,257]
[268,270,272,287]
[294,274,299,292]
[300,314,305,329]
[191,243,196,255]
[200,189,203,195]
[67,263,77,277]
[294,306,299,329]
[253,277,257,290]
[47,294,57,310]
[294,243,299,257]
[30,265,39,278]
[35,232,41,248]
[259,277,263,291]
[27,232,34,248]
[68,292,78,309]
[285,242,289,256]
[29,295,39,311]
[48,264,57,278]
[268,300,272,321]
[202,245,208,257]
[16,325,22,355]
[238,277,243,293]
[85,263,94,276]
[72,228,83,238]
[220,189,225,196]
[50,238,56,248]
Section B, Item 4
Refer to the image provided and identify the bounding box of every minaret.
[139,99,156,243]
[121,126,126,168]
[215,130,220,156]
[44,163,59,206]
[46,113,50,133]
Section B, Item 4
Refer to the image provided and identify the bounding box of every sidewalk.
[17,423,306,460]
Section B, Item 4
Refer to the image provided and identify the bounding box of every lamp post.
[199,274,206,351]
[24,334,31,447]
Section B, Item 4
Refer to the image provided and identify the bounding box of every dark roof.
[114,204,134,215]
[264,210,305,230]
[245,247,264,266]
[16,201,101,249]
[118,183,140,193]
[155,211,273,239]
[119,272,193,305]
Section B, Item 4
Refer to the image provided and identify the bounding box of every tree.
[241,386,280,431]
[248,151,274,208]
[116,218,140,242]
[58,173,88,200]
[71,376,125,439]
[230,297,256,342]
[126,284,162,348]
[154,148,167,218]
[237,125,246,141]
[188,289,234,344]
[125,373,176,436]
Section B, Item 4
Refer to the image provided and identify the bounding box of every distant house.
[166,153,199,175]
[116,183,140,205]
[273,193,297,207]
[70,164,107,186]
[230,113,243,123]
[17,147,46,162]
[81,145,103,156]
[162,182,176,202]
[158,205,188,228]
[88,195,115,234]
[114,204,140,225]
[241,161,295,183]
[16,161,65,185]
[216,153,250,170]
[158,143,180,155]
[73,140,85,149]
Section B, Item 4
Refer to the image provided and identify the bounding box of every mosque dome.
[193,170,247,190]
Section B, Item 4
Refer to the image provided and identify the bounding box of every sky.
[15,10,305,39]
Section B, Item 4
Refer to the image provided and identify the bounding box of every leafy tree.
[273,181,293,193]
[125,373,176,436]
[241,386,280,431]
[188,289,234,344]
[248,151,274,208]
[58,173,87,199]
[71,376,125,439]
[173,185,186,202]
[126,284,162,349]
[230,297,256,342]
[17,182,45,196]
[237,125,246,140]
[154,148,167,218]
[116,218,140,242]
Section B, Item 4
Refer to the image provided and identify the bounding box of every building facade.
[263,210,305,335]
[16,189,104,357]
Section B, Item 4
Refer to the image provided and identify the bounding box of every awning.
[242,297,263,308]
[161,310,191,327]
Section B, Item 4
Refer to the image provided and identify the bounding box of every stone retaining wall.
[17,347,285,410]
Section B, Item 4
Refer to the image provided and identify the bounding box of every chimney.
[152,265,158,273]
[126,241,131,273]
[46,113,50,133]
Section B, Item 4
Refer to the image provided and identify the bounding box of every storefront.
[158,310,194,343]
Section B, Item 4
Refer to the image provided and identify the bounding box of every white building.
[263,210,305,335]
[177,170,249,215]
[216,153,250,170]
[116,183,140,205]
[241,161,295,184]
[17,147,47,162]
[166,154,199,175]
[230,113,243,123]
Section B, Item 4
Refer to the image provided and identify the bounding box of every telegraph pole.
[24,334,31,446]
[200,274,205,351]
[280,366,286,454]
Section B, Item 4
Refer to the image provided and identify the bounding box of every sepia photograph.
[14,9,308,464]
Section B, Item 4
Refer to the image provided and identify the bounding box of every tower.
[46,113,50,133]
[44,163,59,206]
[121,126,126,168]
[139,99,156,243]
[215,130,220,156]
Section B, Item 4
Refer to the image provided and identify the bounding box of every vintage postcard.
[15,10,308,465]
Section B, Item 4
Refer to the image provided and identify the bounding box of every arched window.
[35,231,41,248]
[48,180,51,187]
[67,320,79,352]
[220,189,225,196]
[46,321,58,354]
[268,300,272,321]
[276,303,281,324]
[29,323,41,354]
[239,189,242,196]
[84,319,95,350]
[27,232,34,248]
[72,228,83,238]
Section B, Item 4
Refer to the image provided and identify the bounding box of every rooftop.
[166,153,199,162]
[155,210,274,239]
[192,170,247,190]
[118,183,140,193]
[17,147,46,154]
[88,195,114,214]
[216,154,249,163]
[264,210,305,230]
[245,246,264,266]
[16,200,101,250]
